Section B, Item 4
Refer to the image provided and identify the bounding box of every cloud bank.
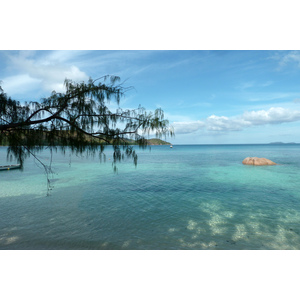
[173,107,300,134]
[2,51,88,97]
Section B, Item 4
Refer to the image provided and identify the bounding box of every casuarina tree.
[0,76,173,191]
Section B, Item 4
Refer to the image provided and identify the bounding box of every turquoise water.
[1,144,300,250]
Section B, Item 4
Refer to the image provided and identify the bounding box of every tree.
[0,76,173,181]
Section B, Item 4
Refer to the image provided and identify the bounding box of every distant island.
[0,134,171,147]
[145,138,171,145]
[123,138,171,145]
[269,142,298,145]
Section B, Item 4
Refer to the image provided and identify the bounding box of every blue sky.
[1,50,300,144]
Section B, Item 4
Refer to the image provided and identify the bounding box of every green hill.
[0,131,171,147]
[146,138,171,145]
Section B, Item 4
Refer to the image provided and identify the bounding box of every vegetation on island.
[146,138,171,145]
[121,138,171,145]
[0,76,174,174]
[0,133,171,147]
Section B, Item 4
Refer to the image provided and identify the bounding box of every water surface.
[1,144,300,249]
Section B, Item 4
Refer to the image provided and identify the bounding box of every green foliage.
[0,76,174,168]
[146,138,171,145]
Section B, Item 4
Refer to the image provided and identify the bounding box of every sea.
[1,144,300,250]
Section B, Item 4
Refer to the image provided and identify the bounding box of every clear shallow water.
[1,144,300,250]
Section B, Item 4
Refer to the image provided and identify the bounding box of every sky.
[1,50,300,145]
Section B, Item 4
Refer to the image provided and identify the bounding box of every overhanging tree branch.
[0,76,174,169]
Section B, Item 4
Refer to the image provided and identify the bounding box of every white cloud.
[242,107,300,125]
[280,51,300,67]
[248,92,293,102]
[236,80,273,91]
[260,80,273,87]
[2,74,42,96]
[272,51,300,69]
[206,115,250,131]
[237,81,255,90]
[173,121,205,134]
[172,107,300,135]
[46,50,88,63]
[5,51,89,94]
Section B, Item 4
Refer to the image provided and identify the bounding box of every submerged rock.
[242,157,276,166]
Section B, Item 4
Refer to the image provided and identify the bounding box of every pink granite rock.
[242,157,276,166]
